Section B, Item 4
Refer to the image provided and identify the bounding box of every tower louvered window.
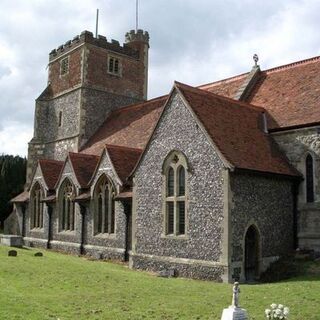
[108,56,121,76]
[95,175,115,234]
[164,153,187,236]
[60,57,69,75]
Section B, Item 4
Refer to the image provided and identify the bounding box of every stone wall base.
[83,244,125,261]
[0,235,23,247]
[299,233,320,252]
[130,253,225,281]
[49,240,81,255]
[23,237,48,249]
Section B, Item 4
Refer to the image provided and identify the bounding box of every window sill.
[31,227,44,232]
[161,234,189,240]
[93,233,116,239]
[107,71,122,77]
[59,230,76,235]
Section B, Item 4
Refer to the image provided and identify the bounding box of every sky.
[0,0,320,157]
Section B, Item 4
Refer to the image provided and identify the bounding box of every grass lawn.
[0,246,319,320]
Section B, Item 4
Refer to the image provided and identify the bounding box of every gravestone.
[221,282,248,320]
[158,268,176,278]
[34,252,43,257]
[8,250,17,257]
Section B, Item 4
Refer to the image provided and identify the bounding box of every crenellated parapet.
[49,30,140,62]
[125,29,149,45]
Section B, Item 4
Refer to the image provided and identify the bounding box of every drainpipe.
[79,205,86,255]
[292,183,299,250]
[47,205,52,249]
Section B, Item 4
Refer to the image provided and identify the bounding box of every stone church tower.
[26,29,149,185]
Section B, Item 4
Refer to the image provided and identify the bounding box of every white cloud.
[0,122,32,156]
[0,0,320,156]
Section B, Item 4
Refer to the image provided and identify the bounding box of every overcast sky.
[0,0,320,157]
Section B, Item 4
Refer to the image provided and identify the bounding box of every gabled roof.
[247,56,320,129]
[38,159,64,190]
[80,96,167,156]
[11,191,29,203]
[201,55,320,130]
[68,153,100,188]
[199,72,248,98]
[175,82,299,177]
[105,145,142,183]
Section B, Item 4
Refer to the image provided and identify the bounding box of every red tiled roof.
[176,82,299,177]
[11,191,29,203]
[105,145,142,183]
[39,159,64,190]
[247,56,320,129]
[201,56,320,130]
[198,73,248,98]
[68,153,100,188]
[81,96,167,155]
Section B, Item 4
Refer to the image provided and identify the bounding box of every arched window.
[31,182,44,229]
[163,152,188,236]
[94,175,115,234]
[60,179,75,231]
[306,154,314,203]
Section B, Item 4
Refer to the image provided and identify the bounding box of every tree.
[0,155,27,230]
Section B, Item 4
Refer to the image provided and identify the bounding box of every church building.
[7,28,320,283]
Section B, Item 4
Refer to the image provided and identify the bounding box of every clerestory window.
[163,152,188,236]
[59,179,75,231]
[31,182,44,229]
[94,175,115,235]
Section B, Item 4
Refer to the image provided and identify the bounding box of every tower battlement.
[49,30,147,62]
[125,29,150,45]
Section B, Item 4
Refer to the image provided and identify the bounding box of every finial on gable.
[253,54,259,67]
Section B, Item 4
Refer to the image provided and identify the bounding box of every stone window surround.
[93,173,117,238]
[58,178,76,233]
[30,181,44,230]
[161,150,189,239]
[60,56,70,76]
[58,111,63,127]
[107,55,122,77]
[305,153,315,203]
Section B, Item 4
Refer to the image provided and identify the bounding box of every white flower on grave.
[278,304,284,310]
[271,303,278,309]
[283,307,290,316]
[265,309,271,316]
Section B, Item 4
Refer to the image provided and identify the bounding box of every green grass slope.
[0,246,319,320]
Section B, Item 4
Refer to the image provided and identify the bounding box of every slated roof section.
[11,191,29,203]
[81,96,167,156]
[105,145,142,183]
[176,82,299,177]
[68,153,100,188]
[247,56,320,129]
[39,159,64,190]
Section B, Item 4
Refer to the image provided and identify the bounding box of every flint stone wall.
[83,152,127,260]
[230,172,294,263]
[272,128,320,251]
[80,88,140,146]
[35,90,81,142]
[133,92,225,279]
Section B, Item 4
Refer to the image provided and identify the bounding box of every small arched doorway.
[244,225,260,282]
